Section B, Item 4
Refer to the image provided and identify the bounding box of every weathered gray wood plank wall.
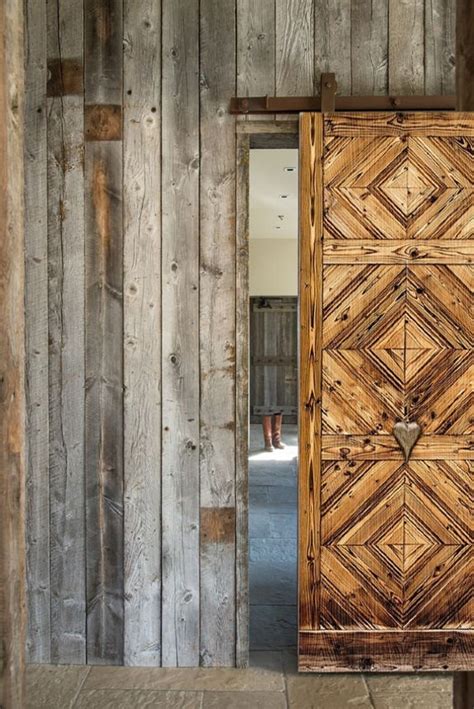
[24,0,456,667]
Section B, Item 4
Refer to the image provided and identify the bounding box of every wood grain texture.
[300,112,474,671]
[299,631,473,672]
[323,242,473,264]
[299,113,323,631]
[200,0,236,668]
[276,0,314,97]
[123,0,161,668]
[351,0,388,96]
[388,0,424,95]
[85,0,124,666]
[314,0,351,95]
[425,0,456,95]
[47,0,86,666]
[24,0,50,665]
[321,435,473,461]
[161,0,200,668]
[47,58,83,97]
[235,133,250,668]
[456,0,474,111]
[237,0,275,121]
[0,0,26,702]
[324,113,474,137]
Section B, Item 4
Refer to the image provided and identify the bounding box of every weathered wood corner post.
[0,0,26,707]
[456,0,474,110]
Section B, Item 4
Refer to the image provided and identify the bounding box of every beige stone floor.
[25,650,457,709]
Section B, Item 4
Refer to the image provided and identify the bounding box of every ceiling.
[250,149,298,240]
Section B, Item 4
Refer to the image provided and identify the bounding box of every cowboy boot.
[272,413,286,449]
[262,415,274,452]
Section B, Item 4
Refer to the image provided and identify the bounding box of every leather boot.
[272,413,286,449]
[262,415,274,451]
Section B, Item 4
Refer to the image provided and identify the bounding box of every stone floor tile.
[26,664,90,709]
[202,690,286,709]
[366,674,453,695]
[370,694,452,709]
[286,674,372,709]
[75,689,203,709]
[83,665,285,692]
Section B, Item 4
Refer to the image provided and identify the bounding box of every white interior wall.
[249,238,298,296]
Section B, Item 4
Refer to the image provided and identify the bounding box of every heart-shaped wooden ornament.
[393,421,421,462]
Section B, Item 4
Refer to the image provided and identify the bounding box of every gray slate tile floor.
[249,423,298,653]
[21,423,455,707]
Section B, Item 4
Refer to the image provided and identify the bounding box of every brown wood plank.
[84,0,124,665]
[388,0,424,94]
[299,630,473,672]
[321,435,473,461]
[0,0,26,702]
[324,112,474,137]
[456,0,474,111]
[235,133,250,668]
[123,0,161,667]
[199,0,237,668]
[47,58,83,97]
[24,0,50,665]
[351,0,388,96]
[47,0,86,666]
[299,113,324,631]
[161,0,200,668]
[323,240,473,264]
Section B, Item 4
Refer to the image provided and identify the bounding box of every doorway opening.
[247,140,299,660]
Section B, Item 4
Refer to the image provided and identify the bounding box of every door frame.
[235,119,299,666]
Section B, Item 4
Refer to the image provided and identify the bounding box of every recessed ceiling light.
[284,167,296,173]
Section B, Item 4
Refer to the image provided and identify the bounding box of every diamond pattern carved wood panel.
[299,113,474,671]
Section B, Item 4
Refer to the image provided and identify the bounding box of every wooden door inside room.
[299,112,473,672]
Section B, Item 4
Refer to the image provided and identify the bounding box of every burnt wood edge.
[299,631,474,672]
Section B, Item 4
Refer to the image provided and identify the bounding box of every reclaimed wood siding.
[24,0,456,667]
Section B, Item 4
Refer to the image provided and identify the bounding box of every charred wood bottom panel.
[299,631,473,672]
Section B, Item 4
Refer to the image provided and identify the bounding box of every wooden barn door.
[299,112,473,672]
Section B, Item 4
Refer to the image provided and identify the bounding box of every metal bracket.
[320,73,337,112]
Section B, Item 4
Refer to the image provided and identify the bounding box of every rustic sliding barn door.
[299,112,473,672]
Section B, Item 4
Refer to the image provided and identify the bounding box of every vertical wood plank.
[24,0,50,665]
[388,0,425,94]
[161,0,200,668]
[200,0,237,667]
[299,114,323,632]
[84,0,124,665]
[237,0,275,120]
[0,0,26,702]
[351,0,388,95]
[314,1,351,95]
[425,0,456,95]
[276,0,314,95]
[123,0,162,667]
[47,0,86,665]
[456,0,474,110]
[235,133,250,668]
